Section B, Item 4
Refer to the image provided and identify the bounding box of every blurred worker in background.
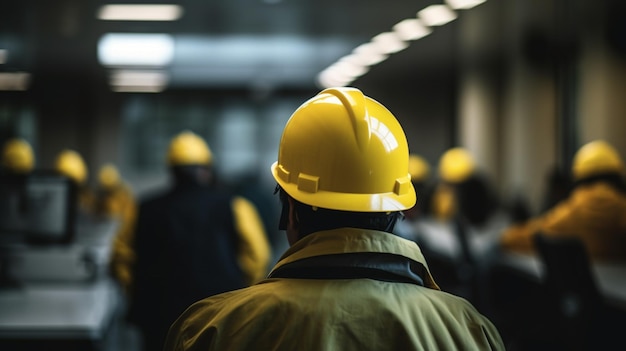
[431,147,476,222]
[164,88,504,351]
[54,149,94,215]
[1,138,34,177]
[430,147,501,226]
[417,147,510,307]
[393,153,432,241]
[93,163,137,294]
[500,139,626,261]
[128,130,271,351]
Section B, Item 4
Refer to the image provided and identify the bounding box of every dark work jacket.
[128,183,245,351]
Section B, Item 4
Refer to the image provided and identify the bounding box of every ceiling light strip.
[317,0,488,88]
[97,4,183,21]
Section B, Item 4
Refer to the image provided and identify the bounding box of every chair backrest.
[532,232,604,350]
[533,232,600,301]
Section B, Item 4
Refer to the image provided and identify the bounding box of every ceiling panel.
[0,0,488,91]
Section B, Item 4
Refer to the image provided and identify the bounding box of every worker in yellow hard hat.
[399,146,507,310]
[501,139,626,261]
[128,130,271,351]
[93,163,137,295]
[1,138,35,175]
[54,149,94,214]
[431,147,476,222]
[163,88,504,351]
[430,147,502,226]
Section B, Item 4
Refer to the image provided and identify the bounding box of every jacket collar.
[269,228,439,290]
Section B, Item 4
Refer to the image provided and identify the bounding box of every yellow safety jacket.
[95,183,138,293]
[165,228,504,351]
[501,182,626,261]
[231,196,272,285]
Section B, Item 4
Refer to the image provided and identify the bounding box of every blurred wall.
[455,0,626,213]
[578,1,626,154]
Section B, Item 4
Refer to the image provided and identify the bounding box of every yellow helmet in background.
[439,147,476,183]
[572,140,625,181]
[408,154,430,183]
[167,131,212,166]
[55,149,88,185]
[2,138,34,174]
[271,87,415,212]
[98,163,121,190]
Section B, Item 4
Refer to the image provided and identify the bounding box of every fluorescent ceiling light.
[0,72,30,91]
[352,43,389,65]
[109,69,169,87]
[112,85,165,93]
[418,5,457,26]
[98,33,174,66]
[339,53,381,67]
[318,68,352,83]
[316,70,353,89]
[97,4,183,21]
[371,32,409,54]
[316,0,481,90]
[109,70,168,93]
[329,59,369,78]
[316,41,385,89]
[445,0,487,10]
[0,49,7,64]
[392,19,433,41]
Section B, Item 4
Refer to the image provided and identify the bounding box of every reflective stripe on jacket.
[165,228,504,351]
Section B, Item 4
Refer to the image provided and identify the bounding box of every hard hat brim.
[271,162,416,212]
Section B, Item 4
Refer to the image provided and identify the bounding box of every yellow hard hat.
[167,131,212,166]
[98,163,121,189]
[2,138,34,173]
[572,140,625,181]
[439,147,475,183]
[408,154,430,183]
[55,149,88,185]
[271,87,415,212]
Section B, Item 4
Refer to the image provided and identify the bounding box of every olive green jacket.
[165,228,504,351]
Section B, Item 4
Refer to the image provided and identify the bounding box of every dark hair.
[455,174,497,227]
[276,186,401,237]
[542,166,572,212]
[170,165,214,187]
[574,173,626,193]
